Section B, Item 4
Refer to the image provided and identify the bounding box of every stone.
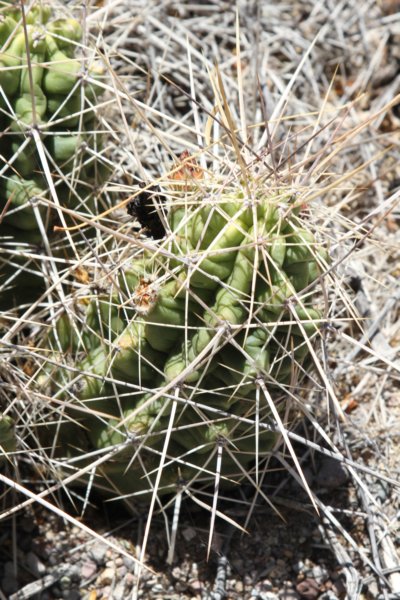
[80,560,98,581]
[25,551,46,578]
[97,567,116,586]
[112,581,127,600]
[182,527,197,542]
[88,542,108,565]
[316,457,348,489]
[308,565,329,585]
[296,578,320,600]
[319,592,339,600]
[59,575,72,590]
[279,582,300,599]
[123,555,136,570]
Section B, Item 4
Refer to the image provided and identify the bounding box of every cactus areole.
[41,173,329,501]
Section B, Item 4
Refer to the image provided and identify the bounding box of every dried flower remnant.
[127,184,166,239]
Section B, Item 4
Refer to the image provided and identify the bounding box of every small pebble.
[105,557,124,569]
[367,581,379,598]
[67,565,81,583]
[175,580,189,592]
[308,565,329,585]
[124,572,135,586]
[59,575,72,590]
[112,581,127,600]
[189,579,204,593]
[100,585,111,599]
[260,592,279,600]
[370,479,390,503]
[279,582,300,599]
[296,578,320,600]
[182,527,197,542]
[117,565,127,578]
[259,579,274,592]
[235,580,244,593]
[97,566,116,586]
[45,530,56,542]
[319,592,339,600]
[89,542,108,565]
[316,457,348,489]
[293,561,305,574]
[80,559,98,580]
[48,552,59,566]
[25,551,46,578]
[122,555,136,570]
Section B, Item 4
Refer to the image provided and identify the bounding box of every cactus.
[36,171,329,499]
[0,414,16,459]
[0,2,108,306]
[0,4,329,506]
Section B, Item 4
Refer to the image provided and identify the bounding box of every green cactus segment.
[39,187,328,498]
[46,93,94,127]
[78,346,110,402]
[0,31,25,96]
[43,35,81,96]
[2,174,46,230]
[47,19,82,55]
[0,16,17,45]
[111,321,163,383]
[46,132,83,162]
[0,414,16,458]
[0,3,106,237]
[164,226,260,383]
[145,281,191,352]
[0,3,110,313]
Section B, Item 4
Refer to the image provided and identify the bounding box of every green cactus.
[0,414,16,459]
[2,174,47,230]
[0,2,108,306]
[36,182,329,499]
